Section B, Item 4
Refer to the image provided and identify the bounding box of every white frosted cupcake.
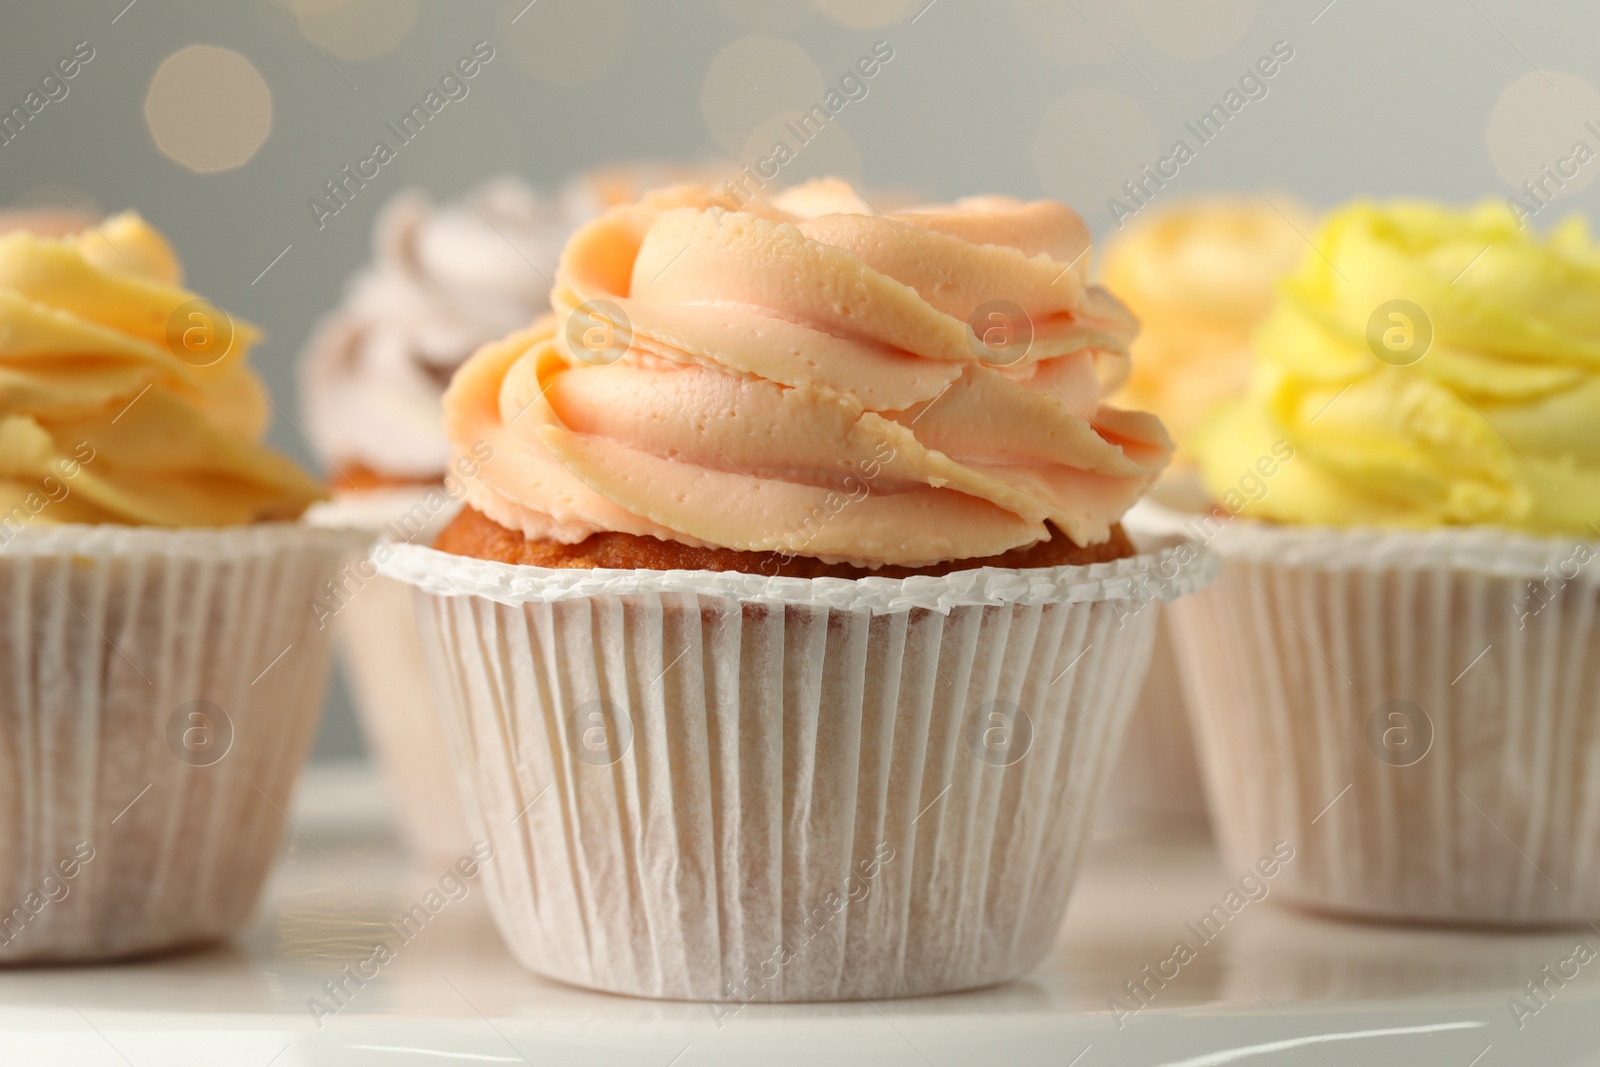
[1099,198,1310,832]
[379,179,1215,1000]
[1172,200,1600,924]
[0,214,362,962]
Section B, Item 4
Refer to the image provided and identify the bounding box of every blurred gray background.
[4,0,1594,760]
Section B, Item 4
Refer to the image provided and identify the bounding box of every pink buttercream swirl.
[445,180,1171,567]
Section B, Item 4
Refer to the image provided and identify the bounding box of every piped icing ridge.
[445,179,1172,567]
[1195,200,1600,535]
[0,212,322,527]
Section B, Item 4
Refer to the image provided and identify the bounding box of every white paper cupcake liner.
[0,522,368,962]
[380,541,1216,1000]
[306,489,468,860]
[1098,612,1208,833]
[1166,519,1600,924]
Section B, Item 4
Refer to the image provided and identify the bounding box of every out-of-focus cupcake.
[0,213,361,962]
[1099,198,1309,834]
[0,207,92,239]
[298,168,725,860]
[378,178,1215,1000]
[301,177,585,488]
[1105,198,1310,486]
[1170,200,1600,923]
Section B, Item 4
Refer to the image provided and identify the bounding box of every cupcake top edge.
[1181,513,1600,579]
[1194,198,1600,539]
[441,177,1175,570]
[0,212,324,531]
[376,538,1216,615]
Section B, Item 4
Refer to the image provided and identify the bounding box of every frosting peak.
[446,180,1172,567]
[0,212,322,527]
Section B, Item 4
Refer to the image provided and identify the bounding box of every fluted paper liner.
[307,489,468,860]
[1100,500,1211,832]
[0,523,367,962]
[380,542,1216,1000]
[1099,613,1208,832]
[1166,519,1600,924]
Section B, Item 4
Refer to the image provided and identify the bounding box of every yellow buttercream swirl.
[0,213,322,527]
[1195,200,1600,535]
[445,180,1172,567]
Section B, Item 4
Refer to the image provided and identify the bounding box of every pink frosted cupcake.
[379,179,1215,999]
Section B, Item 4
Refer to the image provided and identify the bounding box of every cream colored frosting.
[445,179,1172,567]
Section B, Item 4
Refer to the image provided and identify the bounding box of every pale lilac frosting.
[300,177,603,479]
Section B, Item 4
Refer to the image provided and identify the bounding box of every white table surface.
[3,765,1597,1067]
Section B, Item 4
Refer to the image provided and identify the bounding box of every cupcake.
[1170,200,1600,923]
[1098,198,1309,832]
[0,213,361,961]
[0,208,91,239]
[378,178,1215,999]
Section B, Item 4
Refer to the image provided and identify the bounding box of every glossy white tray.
[2,765,1594,1066]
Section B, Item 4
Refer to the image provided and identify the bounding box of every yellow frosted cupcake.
[1169,200,1600,923]
[0,214,362,961]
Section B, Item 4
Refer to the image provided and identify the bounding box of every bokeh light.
[716,0,814,32]
[739,110,864,190]
[701,36,825,152]
[812,0,916,30]
[509,0,628,87]
[1485,70,1600,198]
[144,45,273,174]
[1131,0,1257,60]
[286,0,417,61]
[1012,0,1137,66]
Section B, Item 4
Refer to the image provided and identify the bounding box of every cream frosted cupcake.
[1099,198,1309,832]
[1171,200,1600,923]
[378,179,1215,1000]
[0,214,362,961]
